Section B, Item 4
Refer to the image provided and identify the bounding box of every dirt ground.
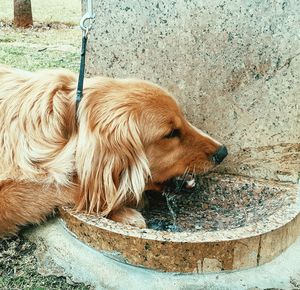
[0,231,93,289]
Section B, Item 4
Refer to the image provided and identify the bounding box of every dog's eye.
[164,128,181,139]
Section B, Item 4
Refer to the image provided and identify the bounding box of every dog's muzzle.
[212,145,228,164]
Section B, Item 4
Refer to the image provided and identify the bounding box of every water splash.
[163,192,181,231]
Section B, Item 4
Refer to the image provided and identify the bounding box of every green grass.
[0,0,81,26]
[0,26,81,71]
[0,0,82,72]
[0,44,79,71]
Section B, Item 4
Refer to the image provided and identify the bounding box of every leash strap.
[76,0,95,117]
[75,35,88,116]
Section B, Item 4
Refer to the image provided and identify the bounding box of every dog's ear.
[75,104,150,215]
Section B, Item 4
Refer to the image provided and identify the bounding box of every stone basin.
[60,174,300,273]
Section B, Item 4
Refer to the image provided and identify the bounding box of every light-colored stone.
[202,258,222,272]
[259,213,300,265]
[232,237,260,269]
[84,0,300,182]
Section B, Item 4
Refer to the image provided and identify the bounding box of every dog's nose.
[212,145,228,164]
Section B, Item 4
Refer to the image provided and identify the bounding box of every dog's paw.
[109,207,146,229]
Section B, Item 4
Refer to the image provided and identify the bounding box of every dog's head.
[75,78,227,214]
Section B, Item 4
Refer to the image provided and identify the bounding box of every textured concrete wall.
[83,0,300,182]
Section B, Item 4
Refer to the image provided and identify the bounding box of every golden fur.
[0,65,223,236]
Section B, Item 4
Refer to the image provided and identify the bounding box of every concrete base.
[26,219,300,290]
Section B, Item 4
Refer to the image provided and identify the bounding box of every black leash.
[76,0,95,118]
[75,34,88,116]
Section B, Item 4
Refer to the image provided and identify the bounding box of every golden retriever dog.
[0,65,228,236]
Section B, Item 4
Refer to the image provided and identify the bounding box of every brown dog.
[0,65,227,236]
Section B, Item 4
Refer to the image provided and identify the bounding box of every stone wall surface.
[84,0,300,182]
